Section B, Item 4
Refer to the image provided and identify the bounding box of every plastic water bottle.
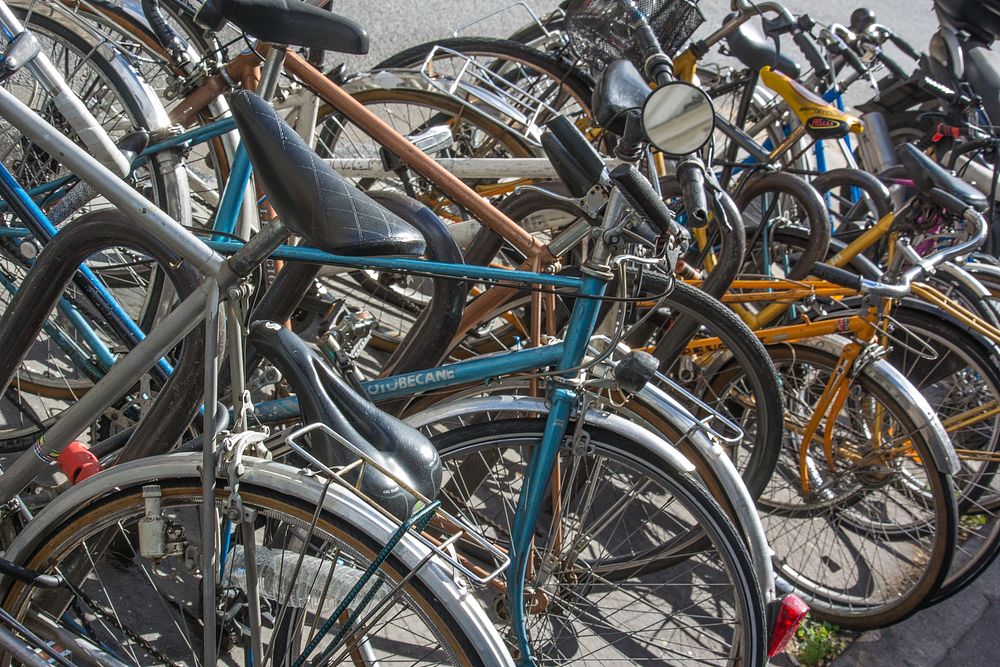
[224,544,386,613]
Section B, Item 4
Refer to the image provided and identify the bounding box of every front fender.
[792,335,960,475]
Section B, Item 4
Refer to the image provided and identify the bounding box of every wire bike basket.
[563,0,704,71]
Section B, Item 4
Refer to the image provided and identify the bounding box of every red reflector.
[768,594,809,657]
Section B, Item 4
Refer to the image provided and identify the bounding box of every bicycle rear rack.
[416,45,566,147]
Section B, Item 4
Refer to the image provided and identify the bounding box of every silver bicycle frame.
[0,0,129,175]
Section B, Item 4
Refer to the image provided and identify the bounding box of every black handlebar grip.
[142,0,192,63]
[929,187,970,216]
[877,50,910,81]
[810,262,863,291]
[547,116,607,190]
[541,131,596,199]
[609,163,681,238]
[793,29,829,76]
[915,76,962,106]
[889,32,921,62]
[831,36,867,77]
[676,159,709,227]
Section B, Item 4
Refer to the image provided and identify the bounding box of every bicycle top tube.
[0,85,225,278]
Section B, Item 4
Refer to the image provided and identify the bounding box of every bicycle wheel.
[759,341,958,629]
[887,306,1000,604]
[1,454,507,666]
[811,167,893,241]
[736,171,831,281]
[0,8,186,448]
[638,279,784,501]
[428,418,768,665]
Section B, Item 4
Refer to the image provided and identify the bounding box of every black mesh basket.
[564,0,704,73]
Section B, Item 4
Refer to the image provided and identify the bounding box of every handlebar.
[609,163,683,239]
[675,159,708,226]
[730,1,795,24]
[811,199,987,297]
[141,0,192,68]
[822,28,868,78]
[792,26,829,77]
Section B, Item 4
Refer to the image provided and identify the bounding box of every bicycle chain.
[71,585,178,665]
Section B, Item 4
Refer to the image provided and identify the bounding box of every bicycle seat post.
[258,44,287,102]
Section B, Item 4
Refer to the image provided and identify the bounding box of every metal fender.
[791,335,960,475]
[0,453,514,665]
[405,392,778,600]
[406,394,695,476]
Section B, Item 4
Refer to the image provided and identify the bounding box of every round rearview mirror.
[641,82,716,157]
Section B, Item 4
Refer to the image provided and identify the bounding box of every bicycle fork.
[506,272,607,665]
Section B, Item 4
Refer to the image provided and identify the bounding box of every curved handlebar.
[813,203,986,298]
[730,1,795,23]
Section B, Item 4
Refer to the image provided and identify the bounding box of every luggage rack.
[417,45,568,145]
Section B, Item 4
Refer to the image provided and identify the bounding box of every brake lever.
[516,183,608,218]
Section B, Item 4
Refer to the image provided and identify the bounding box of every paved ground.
[329,0,938,75]
[832,557,1000,666]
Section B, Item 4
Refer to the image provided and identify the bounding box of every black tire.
[1,474,493,665]
[736,171,831,281]
[887,305,1000,605]
[431,418,768,666]
[812,167,893,242]
[641,280,784,501]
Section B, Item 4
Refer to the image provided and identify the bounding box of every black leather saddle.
[249,321,442,519]
[197,0,369,55]
[897,143,989,211]
[724,15,800,79]
[591,59,649,133]
[228,90,425,256]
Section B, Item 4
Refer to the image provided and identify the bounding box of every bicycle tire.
[430,418,768,666]
[887,306,1000,605]
[0,454,508,666]
[736,170,831,281]
[760,341,958,629]
[0,9,186,448]
[812,167,893,241]
[642,279,784,501]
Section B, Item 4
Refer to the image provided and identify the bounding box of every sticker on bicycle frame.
[367,368,458,397]
[835,317,851,333]
[32,436,55,463]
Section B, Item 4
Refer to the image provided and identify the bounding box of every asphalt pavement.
[327,0,939,74]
